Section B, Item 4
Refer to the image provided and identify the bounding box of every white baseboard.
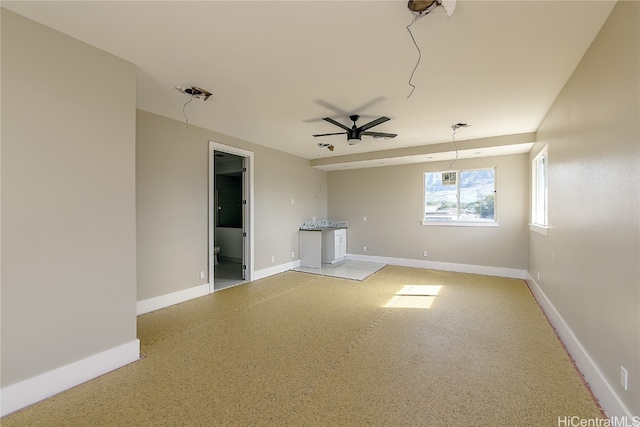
[526,273,634,420]
[137,283,210,315]
[253,260,301,281]
[136,260,304,315]
[0,339,140,417]
[347,254,527,279]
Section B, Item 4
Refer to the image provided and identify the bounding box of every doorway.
[209,142,254,292]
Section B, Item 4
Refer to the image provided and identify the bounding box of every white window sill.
[421,220,499,227]
[529,223,549,236]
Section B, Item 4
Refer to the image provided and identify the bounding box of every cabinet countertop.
[299,227,347,231]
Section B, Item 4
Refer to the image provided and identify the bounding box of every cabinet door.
[321,230,334,263]
[334,234,341,260]
[342,233,347,257]
[336,233,347,259]
[301,231,322,268]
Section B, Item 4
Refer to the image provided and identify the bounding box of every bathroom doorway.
[209,142,254,292]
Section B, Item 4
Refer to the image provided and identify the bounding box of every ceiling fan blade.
[362,131,398,139]
[322,117,351,131]
[358,116,390,131]
[313,132,347,137]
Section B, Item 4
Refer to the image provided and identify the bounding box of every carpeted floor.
[2,266,603,426]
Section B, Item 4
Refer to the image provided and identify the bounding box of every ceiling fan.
[313,115,398,145]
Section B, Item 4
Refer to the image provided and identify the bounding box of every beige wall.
[1,10,137,386]
[530,0,639,415]
[328,154,529,271]
[136,110,327,301]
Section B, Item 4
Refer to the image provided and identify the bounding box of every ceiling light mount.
[175,86,212,100]
[408,0,440,17]
[451,122,470,130]
[317,143,335,152]
[408,0,456,18]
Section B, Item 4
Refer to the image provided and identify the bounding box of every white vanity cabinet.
[300,230,322,268]
[299,227,347,268]
[322,228,347,264]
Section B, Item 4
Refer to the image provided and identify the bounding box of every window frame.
[530,146,549,235]
[421,167,498,227]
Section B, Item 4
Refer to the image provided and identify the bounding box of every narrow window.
[423,168,496,225]
[531,146,548,230]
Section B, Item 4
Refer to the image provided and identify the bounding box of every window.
[531,146,548,234]
[423,168,497,226]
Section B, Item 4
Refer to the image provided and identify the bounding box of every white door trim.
[209,141,254,293]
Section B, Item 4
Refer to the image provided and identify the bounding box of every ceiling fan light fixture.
[313,114,397,144]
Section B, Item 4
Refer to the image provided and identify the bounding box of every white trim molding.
[529,223,549,236]
[209,141,255,293]
[347,253,526,279]
[0,339,140,417]
[136,261,301,315]
[526,273,634,420]
[253,260,301,281]
[137,283,210,315]
[421,220,499,227]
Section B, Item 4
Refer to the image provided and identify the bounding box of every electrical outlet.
[363,216,367,221]
[271,255,275,263]
[423,251,428,257]
[291,198,295,205]
[200,271,205,279]
[621,366,628,391]
[363,246,367,252]
[291,251,295,258]
[537,272,541,281]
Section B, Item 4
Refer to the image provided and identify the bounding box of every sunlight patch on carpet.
[384,285,442,308]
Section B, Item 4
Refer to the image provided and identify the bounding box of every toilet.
[213,246,220,265]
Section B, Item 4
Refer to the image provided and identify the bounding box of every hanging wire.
[449,125,460,168]
[406,13,421,99]
[182,93,194,127]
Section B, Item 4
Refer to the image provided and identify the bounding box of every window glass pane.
[535,157,543,222]
[533,153,548,225]
[424,172,458,221]
[459,169,495,221]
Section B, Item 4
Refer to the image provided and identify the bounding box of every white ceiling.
[3,0,616,166]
